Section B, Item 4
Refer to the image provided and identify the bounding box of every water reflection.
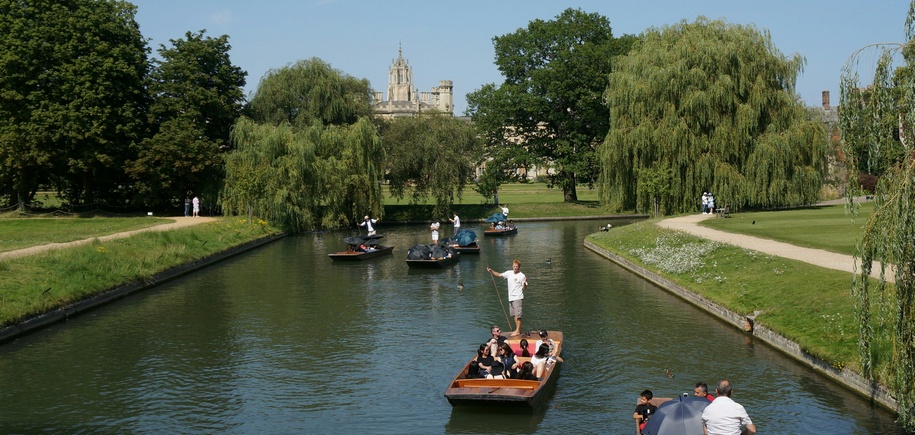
[0,219,904,433]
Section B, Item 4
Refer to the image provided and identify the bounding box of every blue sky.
[131,0,907,115]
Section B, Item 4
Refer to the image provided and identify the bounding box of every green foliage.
[599,17,826,214]
[129,31,246,207]
[467,8,636,202]
[841,2,915,428]
[221,59,383,232]
[380,114,479,218]
[0,0,149,208]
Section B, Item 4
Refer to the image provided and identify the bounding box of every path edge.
[583,239,898,414]
[0,233,286,345]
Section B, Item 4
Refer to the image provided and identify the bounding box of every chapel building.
[372,47,453,118]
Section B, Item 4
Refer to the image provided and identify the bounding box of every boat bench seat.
[454,378,539,389]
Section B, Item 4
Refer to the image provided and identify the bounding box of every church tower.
[386,46,414,102]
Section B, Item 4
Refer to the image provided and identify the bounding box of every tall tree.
[380,114,479,218]
[599,18,826,215]
[221,58,384,231]
[842,2,915,429]
[0,0,149,209]
[129,30,246,208]
[467,8,636,202]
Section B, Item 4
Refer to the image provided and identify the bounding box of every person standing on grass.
[486,259,527,336]
[701,192,709,214]
[192,196,200,217]
[184,196,191,217]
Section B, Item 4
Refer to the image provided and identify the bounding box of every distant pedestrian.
[701,192,709,214]
[184,196,191,217]
[708,193,716,214]
[192,196,200,217]
[501,204,509,217]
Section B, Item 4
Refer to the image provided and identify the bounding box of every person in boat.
[495,342,517,378]
[358,215,379,236]
[357,244,368,252]
[495,221,505,230]
[486,259,527,336]
[449,212,460,234]
[534,330,558,357]
[529,343,552,379]
[485,345,508,379]
[487,325,507,356]
[701,379,757,435]
[516,338,531,357]
[633,389,658,435]
[430,220,441,244]
[501,204,509,217]
[475,343,495,378]
[517,361,537,380]
[695,381,715,401]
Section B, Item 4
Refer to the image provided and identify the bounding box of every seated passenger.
[633,389,658,434]
[535,330,558,357]
[494,342,517,378]
[529,343,552,379]
[517,361,537,380]
[495,221,505,230]
[357,244,368,252]
[475,343,495,378]
[516,338,531,357]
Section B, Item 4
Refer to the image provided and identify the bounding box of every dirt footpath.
[657,213,894,283]
[0,216,217,261]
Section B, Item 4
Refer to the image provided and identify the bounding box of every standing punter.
[487,259,528,337]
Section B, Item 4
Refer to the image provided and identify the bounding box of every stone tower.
[373,47,454,118]
[386,46,414,103]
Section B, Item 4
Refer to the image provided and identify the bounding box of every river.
[0,220,904,433]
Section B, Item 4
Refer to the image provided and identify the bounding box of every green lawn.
[0,217,172,253]
[382,182,600,205]
[700,202,872,256]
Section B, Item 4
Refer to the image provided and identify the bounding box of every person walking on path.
[192,196,200,217]
[184,196,191,217]
[701,379,756,435]
[701,192,709,214]
[486,259,527,337]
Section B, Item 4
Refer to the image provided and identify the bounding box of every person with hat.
[358,215,379,236]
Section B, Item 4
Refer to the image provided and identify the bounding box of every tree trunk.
[563,174,578,202]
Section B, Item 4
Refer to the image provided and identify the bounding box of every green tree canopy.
[220,59,383,231]
[467,8,636,202]
[379,114,479,218]
[129,30,246,208]
[0,0,149,209]
[599,17,826,214]
[842,2,915,429]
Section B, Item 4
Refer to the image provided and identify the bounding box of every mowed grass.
[0,217,172,253]
[382,182,613,221]
[587,214,892,385]
[0,218,280,327]
[700,202,872,256]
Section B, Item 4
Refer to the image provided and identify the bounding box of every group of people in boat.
[490,220,516,230]
[466,327,559,381]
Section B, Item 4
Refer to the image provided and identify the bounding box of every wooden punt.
[444,330,563,408]
[452,242,480,254]
[405,255,460,268]
[483,227,518,236]
[328,245,394,261]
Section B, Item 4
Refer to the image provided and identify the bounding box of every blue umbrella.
[641,395,711,435]
[484,212,507,223]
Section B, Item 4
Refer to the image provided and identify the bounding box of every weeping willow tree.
[220,58,384,232]
[379,113,479,218]
[842,2,915,429]
[599,17,826,214]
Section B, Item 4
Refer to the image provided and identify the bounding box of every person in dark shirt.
[633,389,658,435]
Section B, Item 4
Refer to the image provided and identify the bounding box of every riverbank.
[0,217,284,344]
[584,217,898,414]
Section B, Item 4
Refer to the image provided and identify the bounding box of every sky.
[130,0,908,115]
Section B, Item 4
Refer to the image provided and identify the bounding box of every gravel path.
[0,216,217,260]
[657,213,894,283]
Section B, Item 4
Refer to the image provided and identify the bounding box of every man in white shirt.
[486,259,527,336]
[359,215,378,236]
[701,379,757,435]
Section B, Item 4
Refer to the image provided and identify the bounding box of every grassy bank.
[700,202,872,256]
[0,218,281,328]
[0,217,172,253]
[586,217,893,386]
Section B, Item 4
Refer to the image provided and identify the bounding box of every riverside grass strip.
[0,217,172,253]
[586,219,894,387]
[0,218,280,328]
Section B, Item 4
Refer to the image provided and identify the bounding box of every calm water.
[0,220,905,433]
